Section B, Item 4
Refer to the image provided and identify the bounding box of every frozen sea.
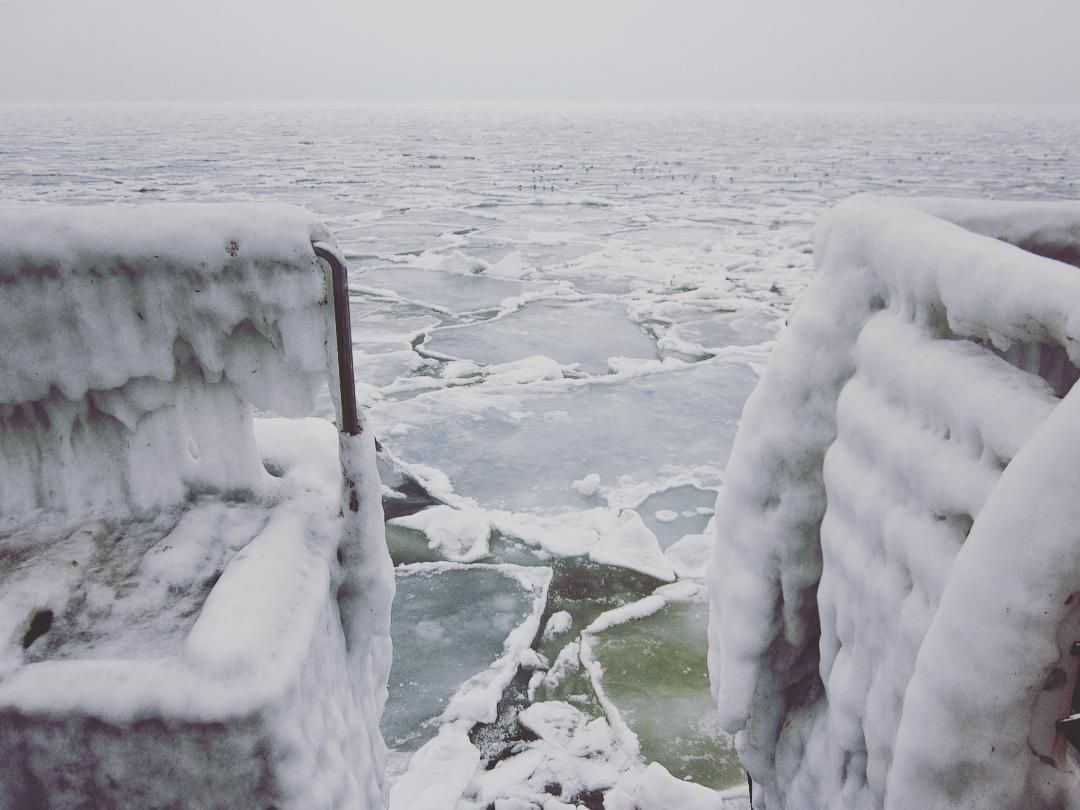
[4,101,1080,808]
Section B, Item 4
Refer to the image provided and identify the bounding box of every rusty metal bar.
[312,241,360,436]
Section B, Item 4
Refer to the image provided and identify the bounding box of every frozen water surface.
[355,266,526,313]
[587,597,742,791]
[666,309,780,353]
[422,297,658,374]
[348,298,441,345]
[537,558,672,665]
[6,101,1080,804]
[371,358,757,512]
[382,563,549,753]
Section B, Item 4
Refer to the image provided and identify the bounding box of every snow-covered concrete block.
[0,204,393,808]
[708,196,1080,809]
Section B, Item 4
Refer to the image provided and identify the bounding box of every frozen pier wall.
[709,196,1080,810]
[0,204,393,809]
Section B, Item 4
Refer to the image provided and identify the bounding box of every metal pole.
[312,241,361,436]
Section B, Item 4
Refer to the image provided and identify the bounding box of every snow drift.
[0,204,393,809]
[709,196,1080,809]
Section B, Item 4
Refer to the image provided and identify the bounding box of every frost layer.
[0,204,393,809]
[708,196,1080,810]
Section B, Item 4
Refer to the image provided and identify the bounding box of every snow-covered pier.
[709,197,1080,809]
[0,204,393,809]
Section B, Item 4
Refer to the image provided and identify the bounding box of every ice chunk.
[571,473,602,498]
[390,505,492,563]
[606,762,750,810]
[543,611,574,640]
[483,355,567,386]
[589,510,675,583]
[388,725,481,810]
[384,523,448,566]
[664,531,714,580]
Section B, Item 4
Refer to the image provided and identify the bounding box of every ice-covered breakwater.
[0,204,393,809]
[709,196,1080,809]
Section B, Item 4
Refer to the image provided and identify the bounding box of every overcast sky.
[1,0,1078,104]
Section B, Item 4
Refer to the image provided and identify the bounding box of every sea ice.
[335,207,497,259]
[588,511,675,583]
[658,309,780,359]
[535,558,673,672]
[356,265,527,314]
[390,505,492,563]
[582,584,742,792]
[422,297,658,375]
[382,563,551,753]
[372,358,756,513]
[543,611,574,640]
[14,102,1080,809]
[387,563,553,810]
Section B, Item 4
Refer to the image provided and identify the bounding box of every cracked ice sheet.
[371,358,757,514]
[354,265,529,314]
[385,562,552,810]
[579,583,744,794]
[422,297,658,375]
[391,503,677,583]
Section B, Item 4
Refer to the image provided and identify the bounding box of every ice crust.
[0,202,336,521]
[0,204,393,809]
[708,196,1080,809]
[369,357,755,513]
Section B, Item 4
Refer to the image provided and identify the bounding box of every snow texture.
[0,204,393,809]
[708,195,1080,809]
[390,505,492,562]
[465,700,633,808]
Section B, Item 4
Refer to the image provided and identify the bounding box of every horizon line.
[3,97,1080,107]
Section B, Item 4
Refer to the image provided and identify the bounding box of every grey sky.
[1,0,1078,103]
